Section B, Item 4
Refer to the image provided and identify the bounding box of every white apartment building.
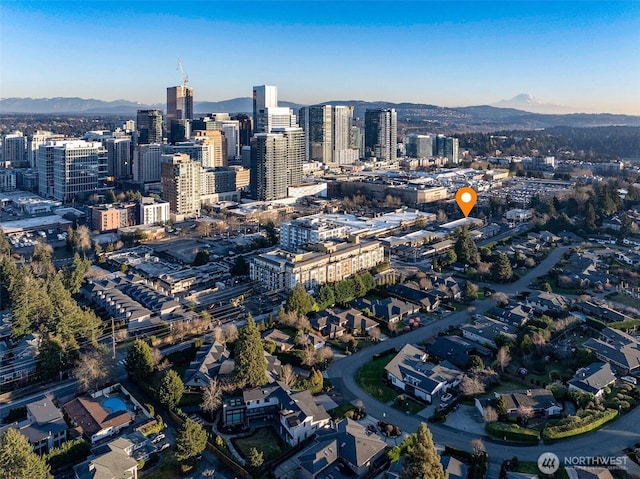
[250,240,385,291]
[280,217,349,250]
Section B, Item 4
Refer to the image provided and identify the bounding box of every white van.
[621,376,637,385]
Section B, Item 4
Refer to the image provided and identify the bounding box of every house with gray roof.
[73,436,138,479]
[262,328,294,352]
[222,381,330,446]
[494,389,562,418]
[462,316,517,349]
[183,340,230,388]
[385,344,462,403]
[568,362,616,399]
[491,304,533,327]
[275,418,386,479]
[441,455,469,479]
[584,328,640,374]
[427,335,492,369]
[526,291,570,314]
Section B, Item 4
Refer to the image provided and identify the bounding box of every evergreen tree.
[353,274,367,298]
[491,254,513,282]
[125,339,155,382]
[333,279,355,304]
[175,418,207,462]
[36,337,74,381]
[316,284,335,310]
[360,271,377,292]
[62,253,91,294]
[463,281,478,302]
[192,250,210,266]
[231,256,250,276]
[454,227,479,266]
[285,283,315,316]
[234,316,268,388]
[158,369,185,409]
[0,428,52,479]
[400,423,447,479]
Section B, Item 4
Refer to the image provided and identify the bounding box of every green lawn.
[179,392,203,407]
[356,355,398,403]
[526,362,574,385]
[392,396,425,415]
[329,403,357,419]
[606,292,640,310]
[232,426,286,461]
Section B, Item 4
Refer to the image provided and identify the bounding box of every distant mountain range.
[2,96,639,132]
[491,94,573,114]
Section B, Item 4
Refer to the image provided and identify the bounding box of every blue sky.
[1,1,639,114]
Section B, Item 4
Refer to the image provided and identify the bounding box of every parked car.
[440,393,453,403]
[151,433,166,443]
[621,376,637,385]
[157,442,170,452]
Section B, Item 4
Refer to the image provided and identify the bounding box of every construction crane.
[177,58,188,88]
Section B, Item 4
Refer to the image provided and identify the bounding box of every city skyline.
[1,1,639,114]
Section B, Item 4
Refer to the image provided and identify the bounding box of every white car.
[440,393,453,403]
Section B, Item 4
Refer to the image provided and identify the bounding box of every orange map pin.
[456,187,477,217]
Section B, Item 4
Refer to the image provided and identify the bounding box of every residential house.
[441,456,469,479]
[387,455,468,479]
[577,301,633,324]
[387,283,441,311]
[493,389,562,418]
[309,312,346,339]
[313,308,378,336]
[427,335,491,369]
[526,291,570,314]
[432,276,462,300]
[491,304,533,327]
[0,333,40,384]
[73,437,139,479]
[63,396,134,444]
[384,344,462,403]
[222,381,331,446]
[352,297,420,324]
[183,340,230,388]
[2,398,68,455]
[566,467,614,479]
[584,328,640,375]
[461,316,517,349]
[568,362,616,399]
[274,418,387,479]
[262,329,295,353]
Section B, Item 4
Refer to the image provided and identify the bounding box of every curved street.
[327,246,640,468]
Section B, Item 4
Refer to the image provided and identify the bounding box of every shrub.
[485,422,540,443]
[45,438,91,471]
[144,403,155,417]
[141,416,164,436]
[543,409,617,441]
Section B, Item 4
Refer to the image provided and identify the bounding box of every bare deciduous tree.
[74,349,115,392]
[201,379,223,420]
[492,292,509,307]
[496,347,511,373]
[301,347,317,367]
[279,364,298,387]
[224,323,238,343]
[459,375,486,397]
[315,346,333,364]
[483,406,498,422]
[369,327,381,341]
[471,438,486,454]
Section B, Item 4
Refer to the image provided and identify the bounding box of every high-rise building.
[299,105,332,164]
[405,134,434,158]
[2,131,27,167]
[133,144,163,183]
[167,86,194,123]
[138,197,171,225]
[232,114,253,148]
[191,116,239,160]
[252,85,278,133]
[28,130,63,169]
[105,137,132,179]
[264,107,297,133]
[364,109,397,162]
[250,133,287,201]
[136,110,163,145]
[191,130,228,167]
[37,140,107,202]
[249,127,304,201]
[332,106,358,165]
[435,135,459,164]
[161,153,201,217]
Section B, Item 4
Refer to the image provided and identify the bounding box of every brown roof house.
[63,396,134,444]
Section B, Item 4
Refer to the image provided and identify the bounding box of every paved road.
[328,246,640,468]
